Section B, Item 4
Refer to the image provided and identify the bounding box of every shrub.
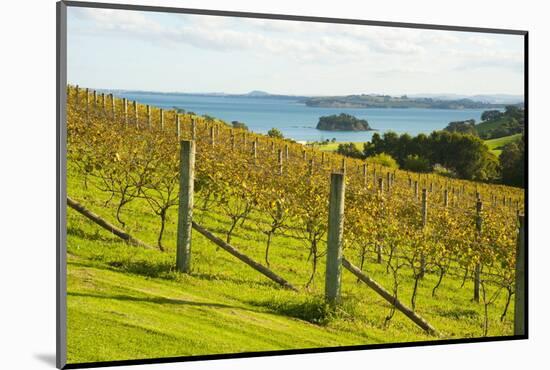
[402,155,432,172]
[367,153,399,169]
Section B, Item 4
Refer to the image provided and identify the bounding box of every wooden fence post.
[75,85,79,107]
[341,158,346,173]
[514,215,526,335]
[230,131,235,151]
[110,94,115,119]
[160,109,164,130]
[93,90,97,110]
[420,189,428,278]
[309,158,314,176]
[176,140,195,273]
[101,93,106,113]
[414,181,419,200]
[363,164,367,186]
[176,114,181,139]
[146,105,151,128]
[123,98,128,125]
[285,144,289,160]
[378,177,384,194]
[133,101,139,128]
[278,149,283,175]
[191,118,196,140]
[474,200,483,302]
[386,172,391,192]
[444,189,449,208]
[252,139,257,161]
[210,126,215,147]
[85,88,89,120]
[326,172,345,305]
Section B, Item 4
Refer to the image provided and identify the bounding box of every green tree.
[444,119,477,135]
[267,127,284,139]
[337,143,363,159]
[231,121,248,130]
[402,154,432,173]
[500,136,525,187]
[481,110,502,121]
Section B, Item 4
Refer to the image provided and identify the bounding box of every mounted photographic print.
[56,1,527,368]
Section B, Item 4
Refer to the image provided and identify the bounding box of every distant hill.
[444,106,525,140]
[305,94,509,109]
[409,93,524,105]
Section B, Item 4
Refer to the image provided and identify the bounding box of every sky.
[67,7,525,96]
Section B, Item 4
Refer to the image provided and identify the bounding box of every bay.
[115,92,488,143]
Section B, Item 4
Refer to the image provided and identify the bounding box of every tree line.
[337,130,524,187]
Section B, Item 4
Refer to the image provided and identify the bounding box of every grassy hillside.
[485,134,522,156]
[67,167,515,364]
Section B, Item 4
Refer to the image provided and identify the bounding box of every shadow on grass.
[248,295,363,326]
[248,296,331,325]
[106,260,175,279]
[437,307,480,320]
[69,291,237,309]
[67,225,120,243]
[192,272,284,290]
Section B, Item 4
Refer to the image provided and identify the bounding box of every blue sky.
[67,7,524,96]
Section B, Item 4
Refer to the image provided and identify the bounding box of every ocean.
[114,92,488,143]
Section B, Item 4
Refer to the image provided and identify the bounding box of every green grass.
[66,167,515,364]
[309,142,364,152]
[485,134,522,156]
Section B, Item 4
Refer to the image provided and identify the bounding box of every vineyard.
[65,86,525,363]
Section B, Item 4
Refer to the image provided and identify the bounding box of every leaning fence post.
[474,200,483,302]
[176,140,195,273]
[326,172,345,306]
[514,215,525,335]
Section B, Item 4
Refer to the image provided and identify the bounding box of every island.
[316,113,372,131]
